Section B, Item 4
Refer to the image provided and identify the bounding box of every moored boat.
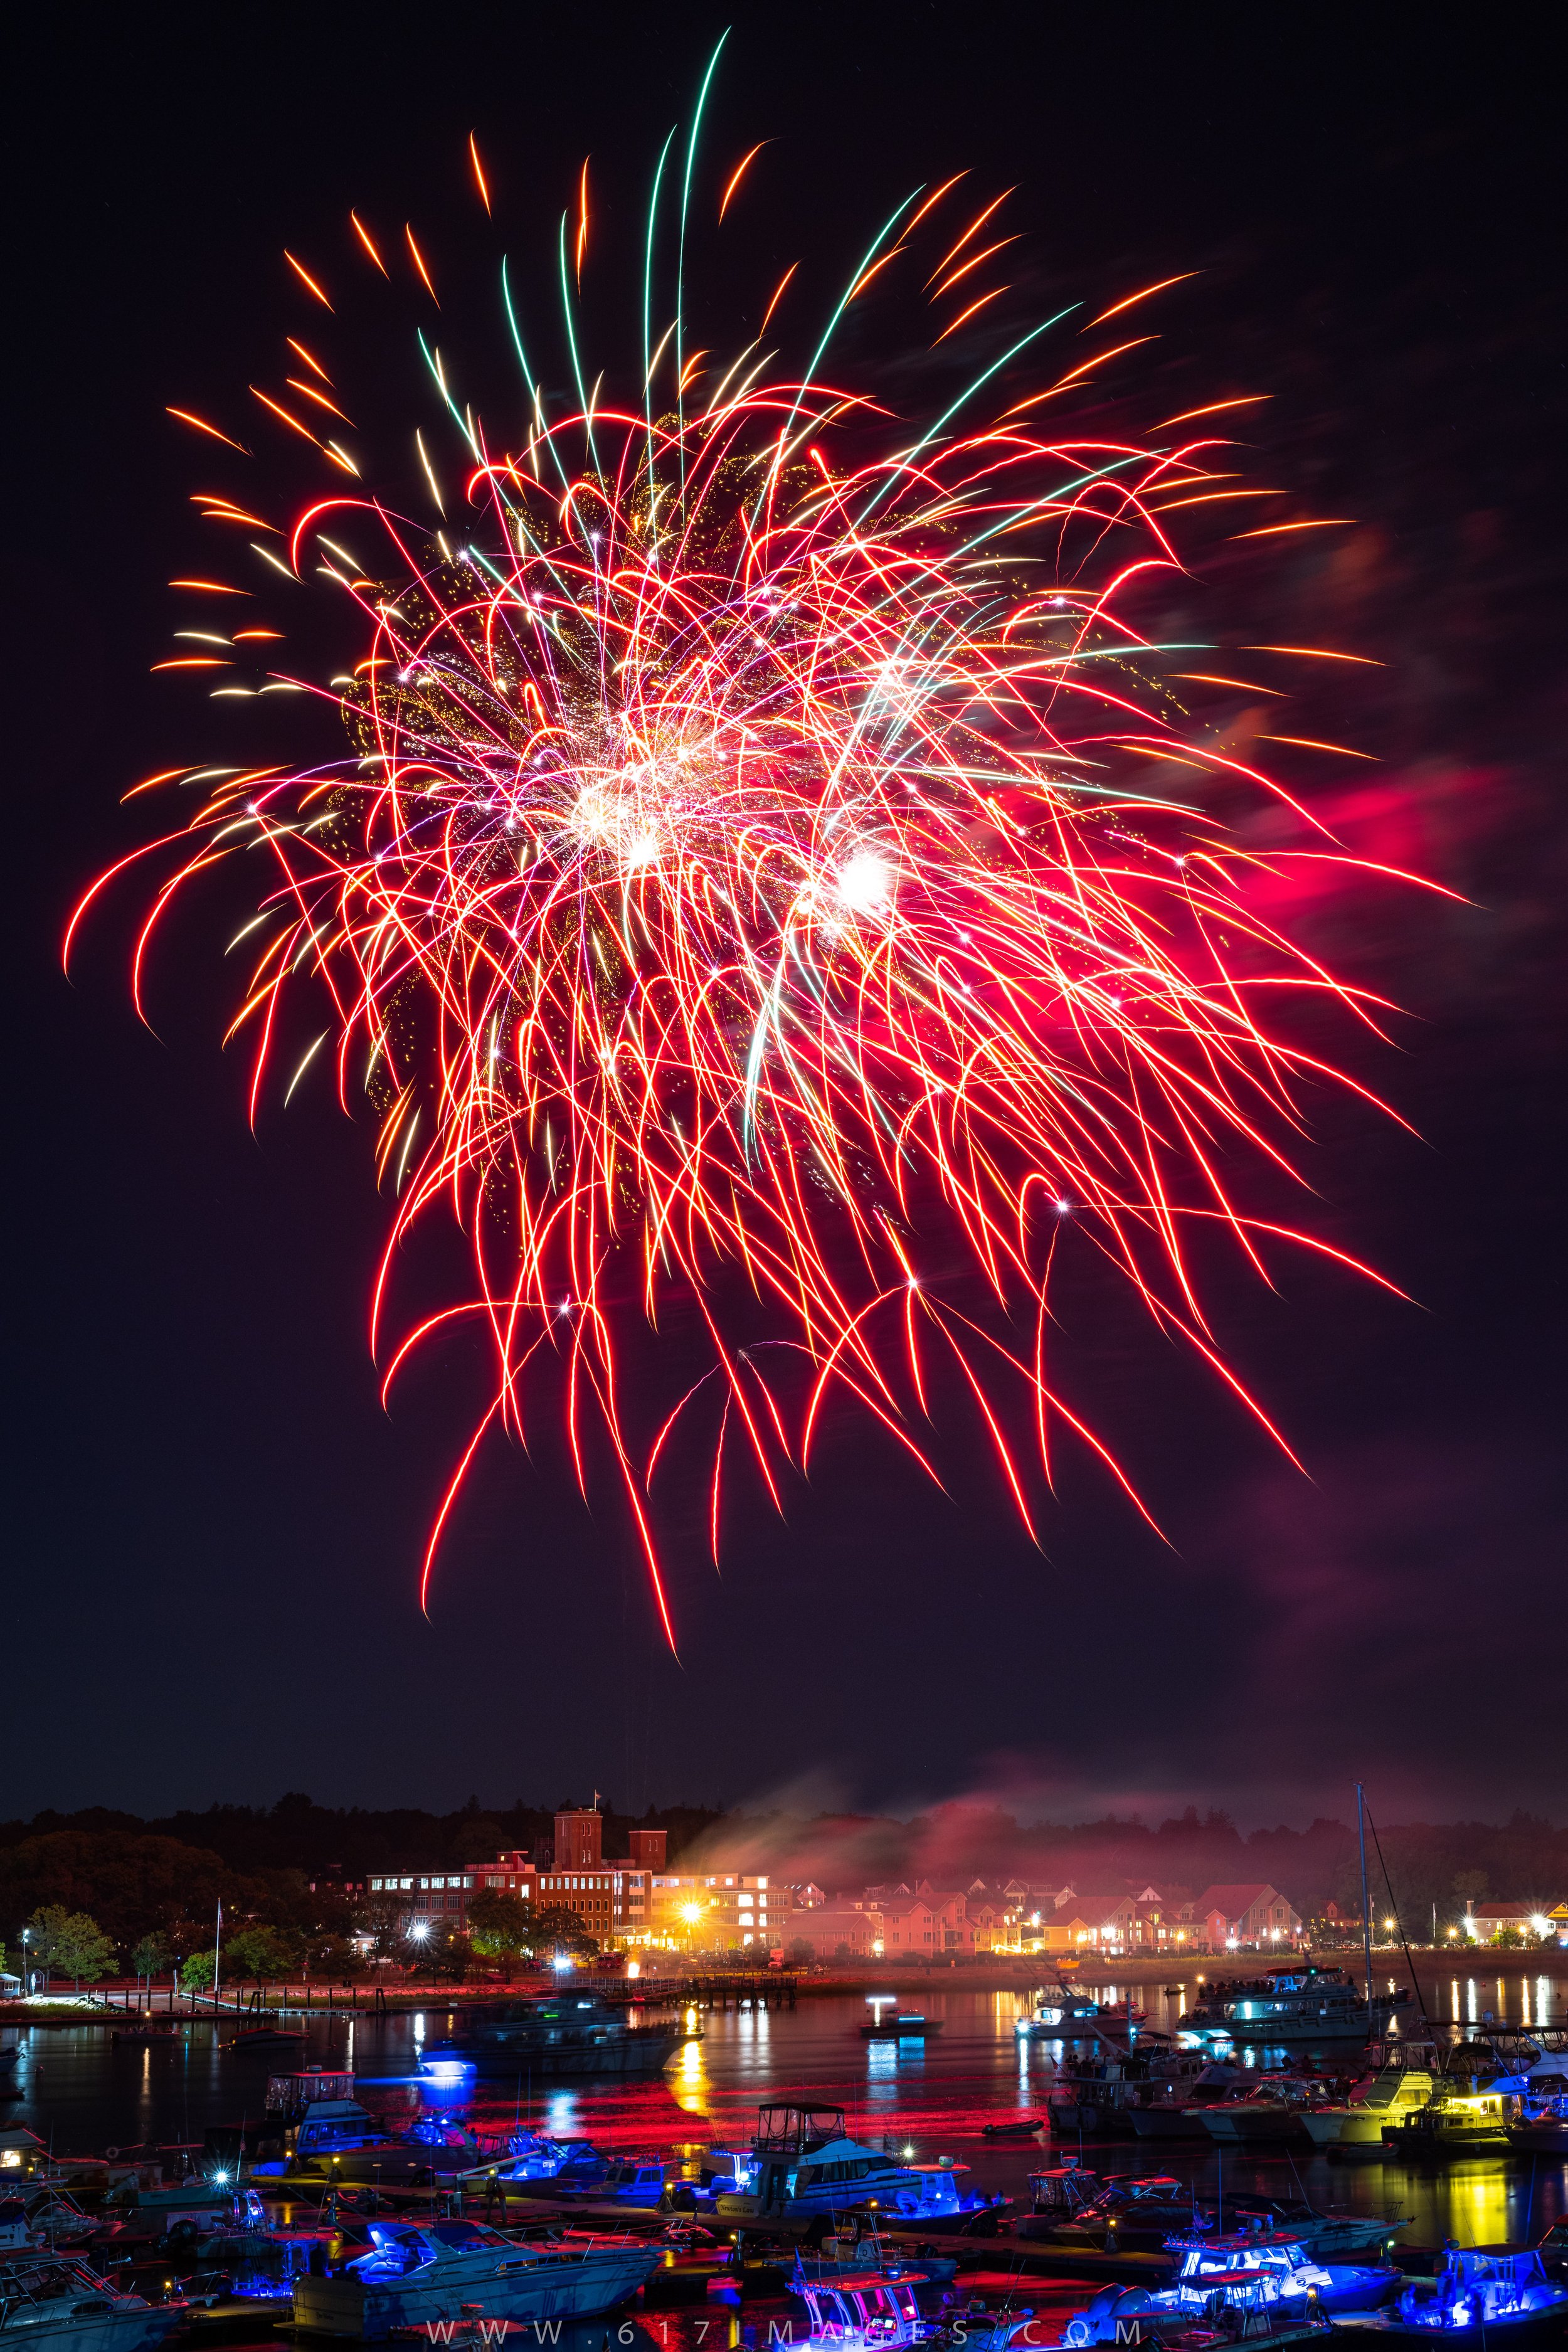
[422,1993,693,2079]
[1380,2065,1512,2159]
[1161,2228,1402,2315]
[1017,1997,1142,2041]
[1049,2045,1214,2141]
[716,2104,923,2228]
[1222,2203,1409,2264]
[1501,2047,1568,2156]
[1014,2173,1204,2253]
[1127,2060,1249,2142]
[0,2250,184,2352]
[289,2218,660,2340]
[1184,1963,1410,2043]
[1332,2247,1568,2344]
[223,2025,305,2052]
[1201,2076,1331,2148]
[1301,2048,1436,2150]
[792,2270,935,2351]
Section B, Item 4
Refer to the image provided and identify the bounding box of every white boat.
[0,2250,184,2352]
[1199,2076,1328,2146]
[1183,1962,1411,2043]
[1158,2227,1401,2314]
[460,2149,667,2209]
[719,2132,924,2222]
[716,2104,922,2226]
[290,2219,660,2340]
[1498,2044,1568,2155]
[1300,2050,1436,2148]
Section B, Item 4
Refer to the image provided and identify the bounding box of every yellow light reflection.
[670,2033,709,2117]
[1446,2166,1513,2248]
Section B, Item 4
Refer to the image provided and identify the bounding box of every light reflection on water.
[4,1968,1563,2263]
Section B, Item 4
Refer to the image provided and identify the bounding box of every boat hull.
[1047,2097,1137,2140]
[1332,2318,1568,2346]
[292,2247,660,2340]
[1301,2112,1397,2149]
[0,2314,183,2352]
[1202,2109,1313,2148]
[1380,2125,1510,2159]
[1127,2108,1214,2141]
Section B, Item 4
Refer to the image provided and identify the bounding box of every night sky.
[9,8,1562,1828]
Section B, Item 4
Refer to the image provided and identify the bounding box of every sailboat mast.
[1355,1783,1374,2008]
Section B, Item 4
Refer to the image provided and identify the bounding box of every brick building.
[365,1809,668,1946]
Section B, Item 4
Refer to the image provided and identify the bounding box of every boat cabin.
[887,2163,1000,2222]
[1167,2230,1340,2301]
[1395,2249,1566,2329]
[0,2131,46,2181]
[293,2101,388,2157]
[797,2272,933,2349]
[348,2221,514,2280]
[265,2069,356,2120]
[1028,2166,1099,2218]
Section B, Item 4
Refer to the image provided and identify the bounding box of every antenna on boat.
[1355,1784,1374,2010]
[1363,1794,1435,2043]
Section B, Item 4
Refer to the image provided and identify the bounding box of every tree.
[526,1904,599,1962]
[1,1833,247,1949]
[306,1934,363,1980]
[181,1950,217,1991]
[452,1815,507,1865]
[131,1933,171,1979]
[25,1905,115,1988]
[410,1920,471,1982]
[226,1925,295,1979]
[352,1891,411,1964]
[467,1891,534,1963]
[786,1937,817,1965]
[1453,1871,1489,1904]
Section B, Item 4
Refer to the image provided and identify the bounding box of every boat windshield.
[350,2223,510,2277]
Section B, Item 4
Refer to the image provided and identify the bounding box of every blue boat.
[1160,2229,1402,2315]
[1333,2248,1568,2344]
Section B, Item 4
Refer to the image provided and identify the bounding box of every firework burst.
[71,89,1421,1644]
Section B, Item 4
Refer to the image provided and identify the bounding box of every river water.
[7,1969,1565,2349]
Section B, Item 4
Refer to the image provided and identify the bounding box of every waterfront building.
[1463,1899,1568,1943]
[364,1811,669,1946]
[645,1870,776,1948]
[1190,1882,1305,1949]
[781,1904,884,1957]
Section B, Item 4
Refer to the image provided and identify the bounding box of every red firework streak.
[69,103,1442,1649]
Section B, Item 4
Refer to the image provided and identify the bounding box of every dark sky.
[9,6,1562,1829]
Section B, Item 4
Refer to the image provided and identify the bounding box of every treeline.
[3,1797,1562,1968]
[0,1794,724,1970]
[0,1793,723,1884]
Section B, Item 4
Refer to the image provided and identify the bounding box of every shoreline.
[3,1946,1557,2028]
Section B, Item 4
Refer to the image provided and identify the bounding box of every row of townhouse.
[781,1878,1305,1958]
